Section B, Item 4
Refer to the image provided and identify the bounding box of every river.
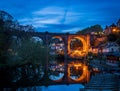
[17,84,84,91]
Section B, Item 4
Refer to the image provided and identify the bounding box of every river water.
[40,84,84,91]
[16,84,84,91]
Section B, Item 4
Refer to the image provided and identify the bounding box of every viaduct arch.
[9,31,90,58]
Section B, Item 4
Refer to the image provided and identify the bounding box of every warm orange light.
[74,63,82,70]
[51,62,90,83]
[113,28,116,32]
[67,62,89,82]
[68,36,89,58]
[75,66,79,70]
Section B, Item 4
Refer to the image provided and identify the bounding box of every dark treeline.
[0,10,48,90]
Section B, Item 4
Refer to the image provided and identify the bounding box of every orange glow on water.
[50,62,90,83]
[68,62,90,82]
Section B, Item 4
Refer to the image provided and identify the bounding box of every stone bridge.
[8,31,90,58]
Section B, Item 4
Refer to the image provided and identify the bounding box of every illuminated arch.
[49,36,64,42]
[52,36,63,39]
[68,36,88,57]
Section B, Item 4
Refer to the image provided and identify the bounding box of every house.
[104,19,120,35]
[101,42,120,53]
[106,52,120,67]
[98,42,120,67]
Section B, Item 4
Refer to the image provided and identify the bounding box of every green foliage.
[6,39,48,67]
[0,19,4,30]
[0,18,12,66]
[0,10,37,67]
[77,24,103,34]
[19,40,47,65]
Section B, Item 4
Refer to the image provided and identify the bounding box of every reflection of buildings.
[99,42,120,67]
[106,52,120,67]
[49,63,64,72]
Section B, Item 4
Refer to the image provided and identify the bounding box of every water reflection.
[69,65,83,80]
[48,63,64,81]
[5,58,89,88]
[11,64,45,83]
[16,84,84,91]
[48,60,88,82]
[41,84,84,91]
[49,73,64,81]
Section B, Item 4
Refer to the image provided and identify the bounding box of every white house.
[97,42,120,67]
[102,42,120,53]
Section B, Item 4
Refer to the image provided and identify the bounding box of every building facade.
[104,19,120,35]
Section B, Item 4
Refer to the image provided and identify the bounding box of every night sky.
[0,0,120,33]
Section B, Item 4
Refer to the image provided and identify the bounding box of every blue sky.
[0,0,120,33]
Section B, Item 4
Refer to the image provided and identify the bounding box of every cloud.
[32,6,86,24]
[18,5,85,33]
[32,6,65,15]
[1,0,120,33]
[19,15,63,28]
[62,27,81,33]
[19,6,65,25]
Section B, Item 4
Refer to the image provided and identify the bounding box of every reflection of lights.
[49,63,64,72]
[59,64,63,66]
[75,66,79,70]
[49,62,90,82]
[60,68,64,71]
[74,63,82,70]
[68,62,89,82]
[49,73,64,81]
[52,68,55,71]
[49,63,64,82]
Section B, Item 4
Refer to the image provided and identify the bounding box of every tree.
[77,24,103,34]
[6,38,48,67]
[0,10,36,67]
[0,10,14,31]
[0,10,14,58]
[0,19,12,66]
